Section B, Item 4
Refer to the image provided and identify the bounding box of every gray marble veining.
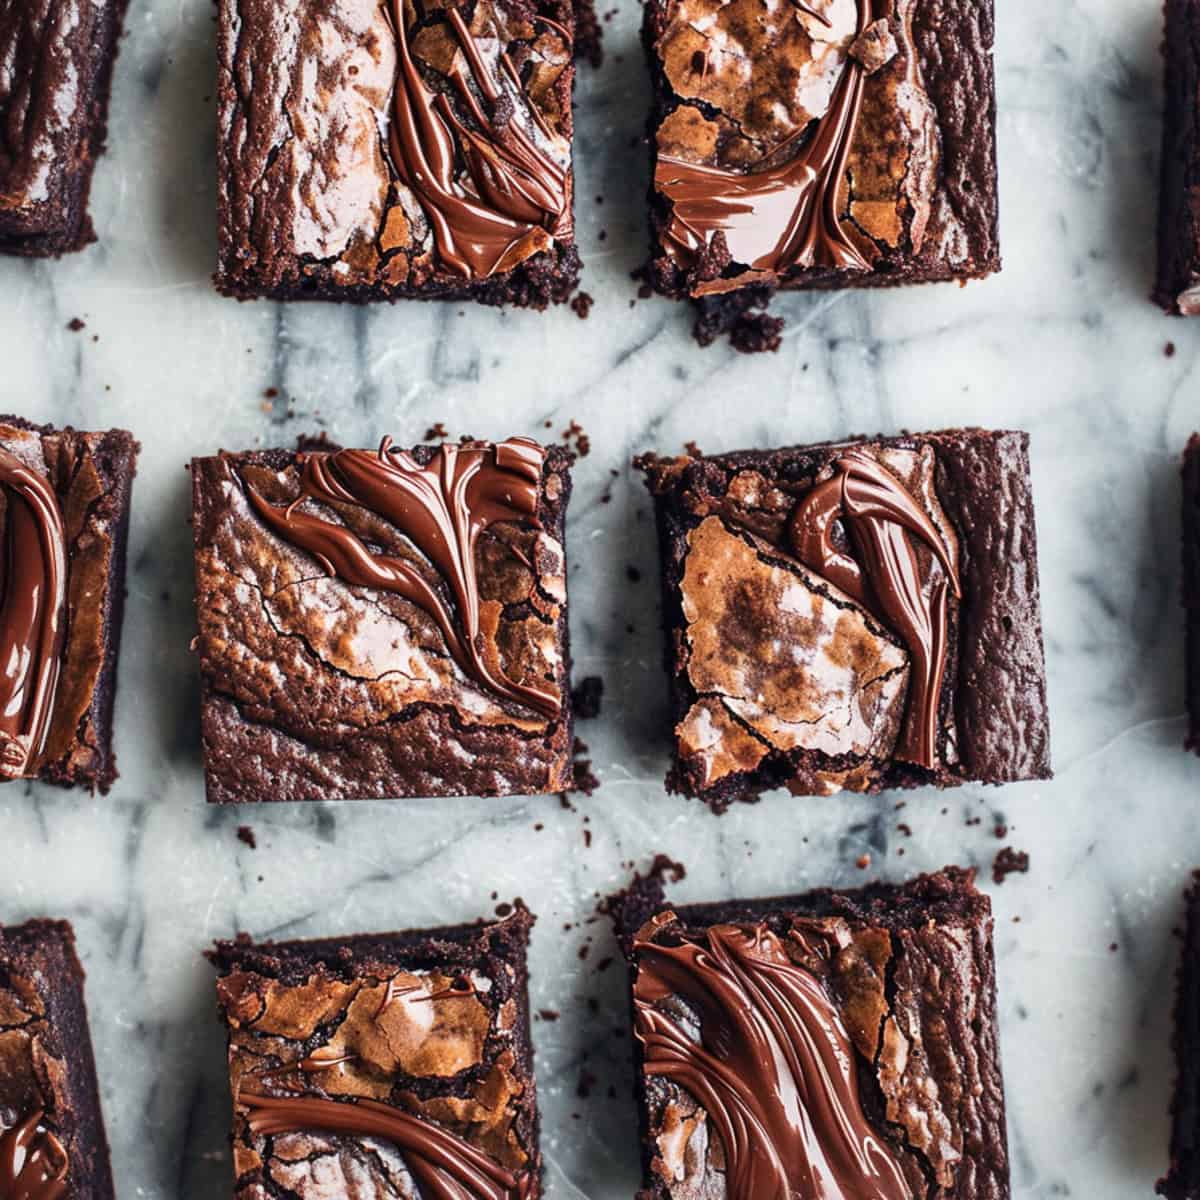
[0,0,1194,1195]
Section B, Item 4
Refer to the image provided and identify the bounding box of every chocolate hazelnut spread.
[0,1110,69,1200]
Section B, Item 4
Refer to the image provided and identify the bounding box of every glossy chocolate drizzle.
[788,450,960,769]
[242,1092,534,1200]
[633,918,910,1200]
[387,0,572,279]
[244,437,560,719]
[0,1109,69,1200]
[0,448,67,781]
[656,0,873,280]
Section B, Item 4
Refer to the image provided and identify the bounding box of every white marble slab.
[0,0,1193,1195]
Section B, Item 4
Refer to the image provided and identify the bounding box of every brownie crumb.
[856,854,871,870]
[236,825,257,849]
[561,420,591,457]
[263,386,279,399]
[571,675,604,719]
[67,317,86,332]
[1167,341,1178,358]
[583,829,592,848]
[565,738,599,797]
[574,0,603,67]
[992,847,1030,884]
[994,823,1008,838]
[423,422,449,441]
[571,291,594,319]
[495,901,514,917]
[538,1008,560,1021]
[693,284,784,353]
[683,440,703,458]
[896,822,912,837]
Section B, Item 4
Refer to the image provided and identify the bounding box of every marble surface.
[0,0,1194,1195]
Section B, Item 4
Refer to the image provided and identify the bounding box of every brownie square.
[0,416,138,793]
[0,1,130,257]
[0,920,114,1199]
[191,436,574,803]
[1162,875,1200,1198]
[1184,436,1200,751]
[640,0,1000,349]
[215,0,580,307]
[611,864,1009,1200]
[636,429,1050,807]
[208,906,542,1199]
[1157,1,1200,313]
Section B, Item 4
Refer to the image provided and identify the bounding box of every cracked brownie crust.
[208,907,541,1200]
[0,417,138,793]
[0,920,114,1199]
[611,865,1009,1200]
[637,429,1050,807]
[216,0,581,307]
[0,0,130,257]
[191,438,574,803]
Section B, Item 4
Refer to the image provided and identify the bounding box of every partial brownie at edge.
[0,1,130,257]
[191,437,574,803]
[0,416,139,793]
[610,863,1009,1200]
[1185,435,1200,751]
[208,906,542,1199]
[0,920,115,1199]
[637,428,1050,807]
[1161,875,1200,1199]
[216,0,580,307]
[1157,0,1200,314]
[641,0,1000,349]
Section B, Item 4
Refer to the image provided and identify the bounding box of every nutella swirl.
[386,0,572,279]
[788,450,960,769]
[0,1109,69,1200]
[633,916,910,1200]
[243,437,560,719]
[241,1093,534,1200]
[655,0,873,283]
[0,447,67,781]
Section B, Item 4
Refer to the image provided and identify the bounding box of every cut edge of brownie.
[1184,435,1200,754]
[0,415,140,793]
[0,919,115,1200]
[636,428,1051,808]
[0,0,131,258]
[1160,873,1200,1199]
[207,904,542,1195]
[192,439,574,804]
[608,861,1008,1200]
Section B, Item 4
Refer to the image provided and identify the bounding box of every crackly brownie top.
[0,1,99,225]
[219,0,575,289]
[212,912,538,1198]
[193,438,569,779]
[0,924,75,1198]
[649,0,980,292]
[625,868,1006,1199]
[639,439,963,796]
[0,420,129,788]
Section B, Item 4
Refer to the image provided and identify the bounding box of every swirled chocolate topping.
[789,450,960,768]
[0,1110,69,1200]
[243,437,560,719]
[241,1093,534,1200]
[0,448,67,780]
[634,917,910,1200]
[387,0,572,279]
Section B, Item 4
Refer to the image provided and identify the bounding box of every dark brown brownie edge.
[637,429,1050,807]
[1156,0,1200,313]
[207,906,542,1187]
[192,441,574,804]
[0,0,130,258]
[639,0,1000,348]
[0,920,115,1199]
[1160,876,1200,1198]
[0,415,139,793]
[609,863,1008,1200]
[1184,435,1200,752]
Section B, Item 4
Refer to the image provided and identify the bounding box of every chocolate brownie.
[191,436,573,803]
[640,0,1001,350]
[208,906,541,1199]
[1156,1,1200,313]
[610,864,1009,1200]
[0,1,130,257]
[0,920,114,1199]
[0,416,138,793]
[636,429,1050,807]
[1161,875,1200,1198]
[1184,436,1200,751]
[215,0,581,307]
